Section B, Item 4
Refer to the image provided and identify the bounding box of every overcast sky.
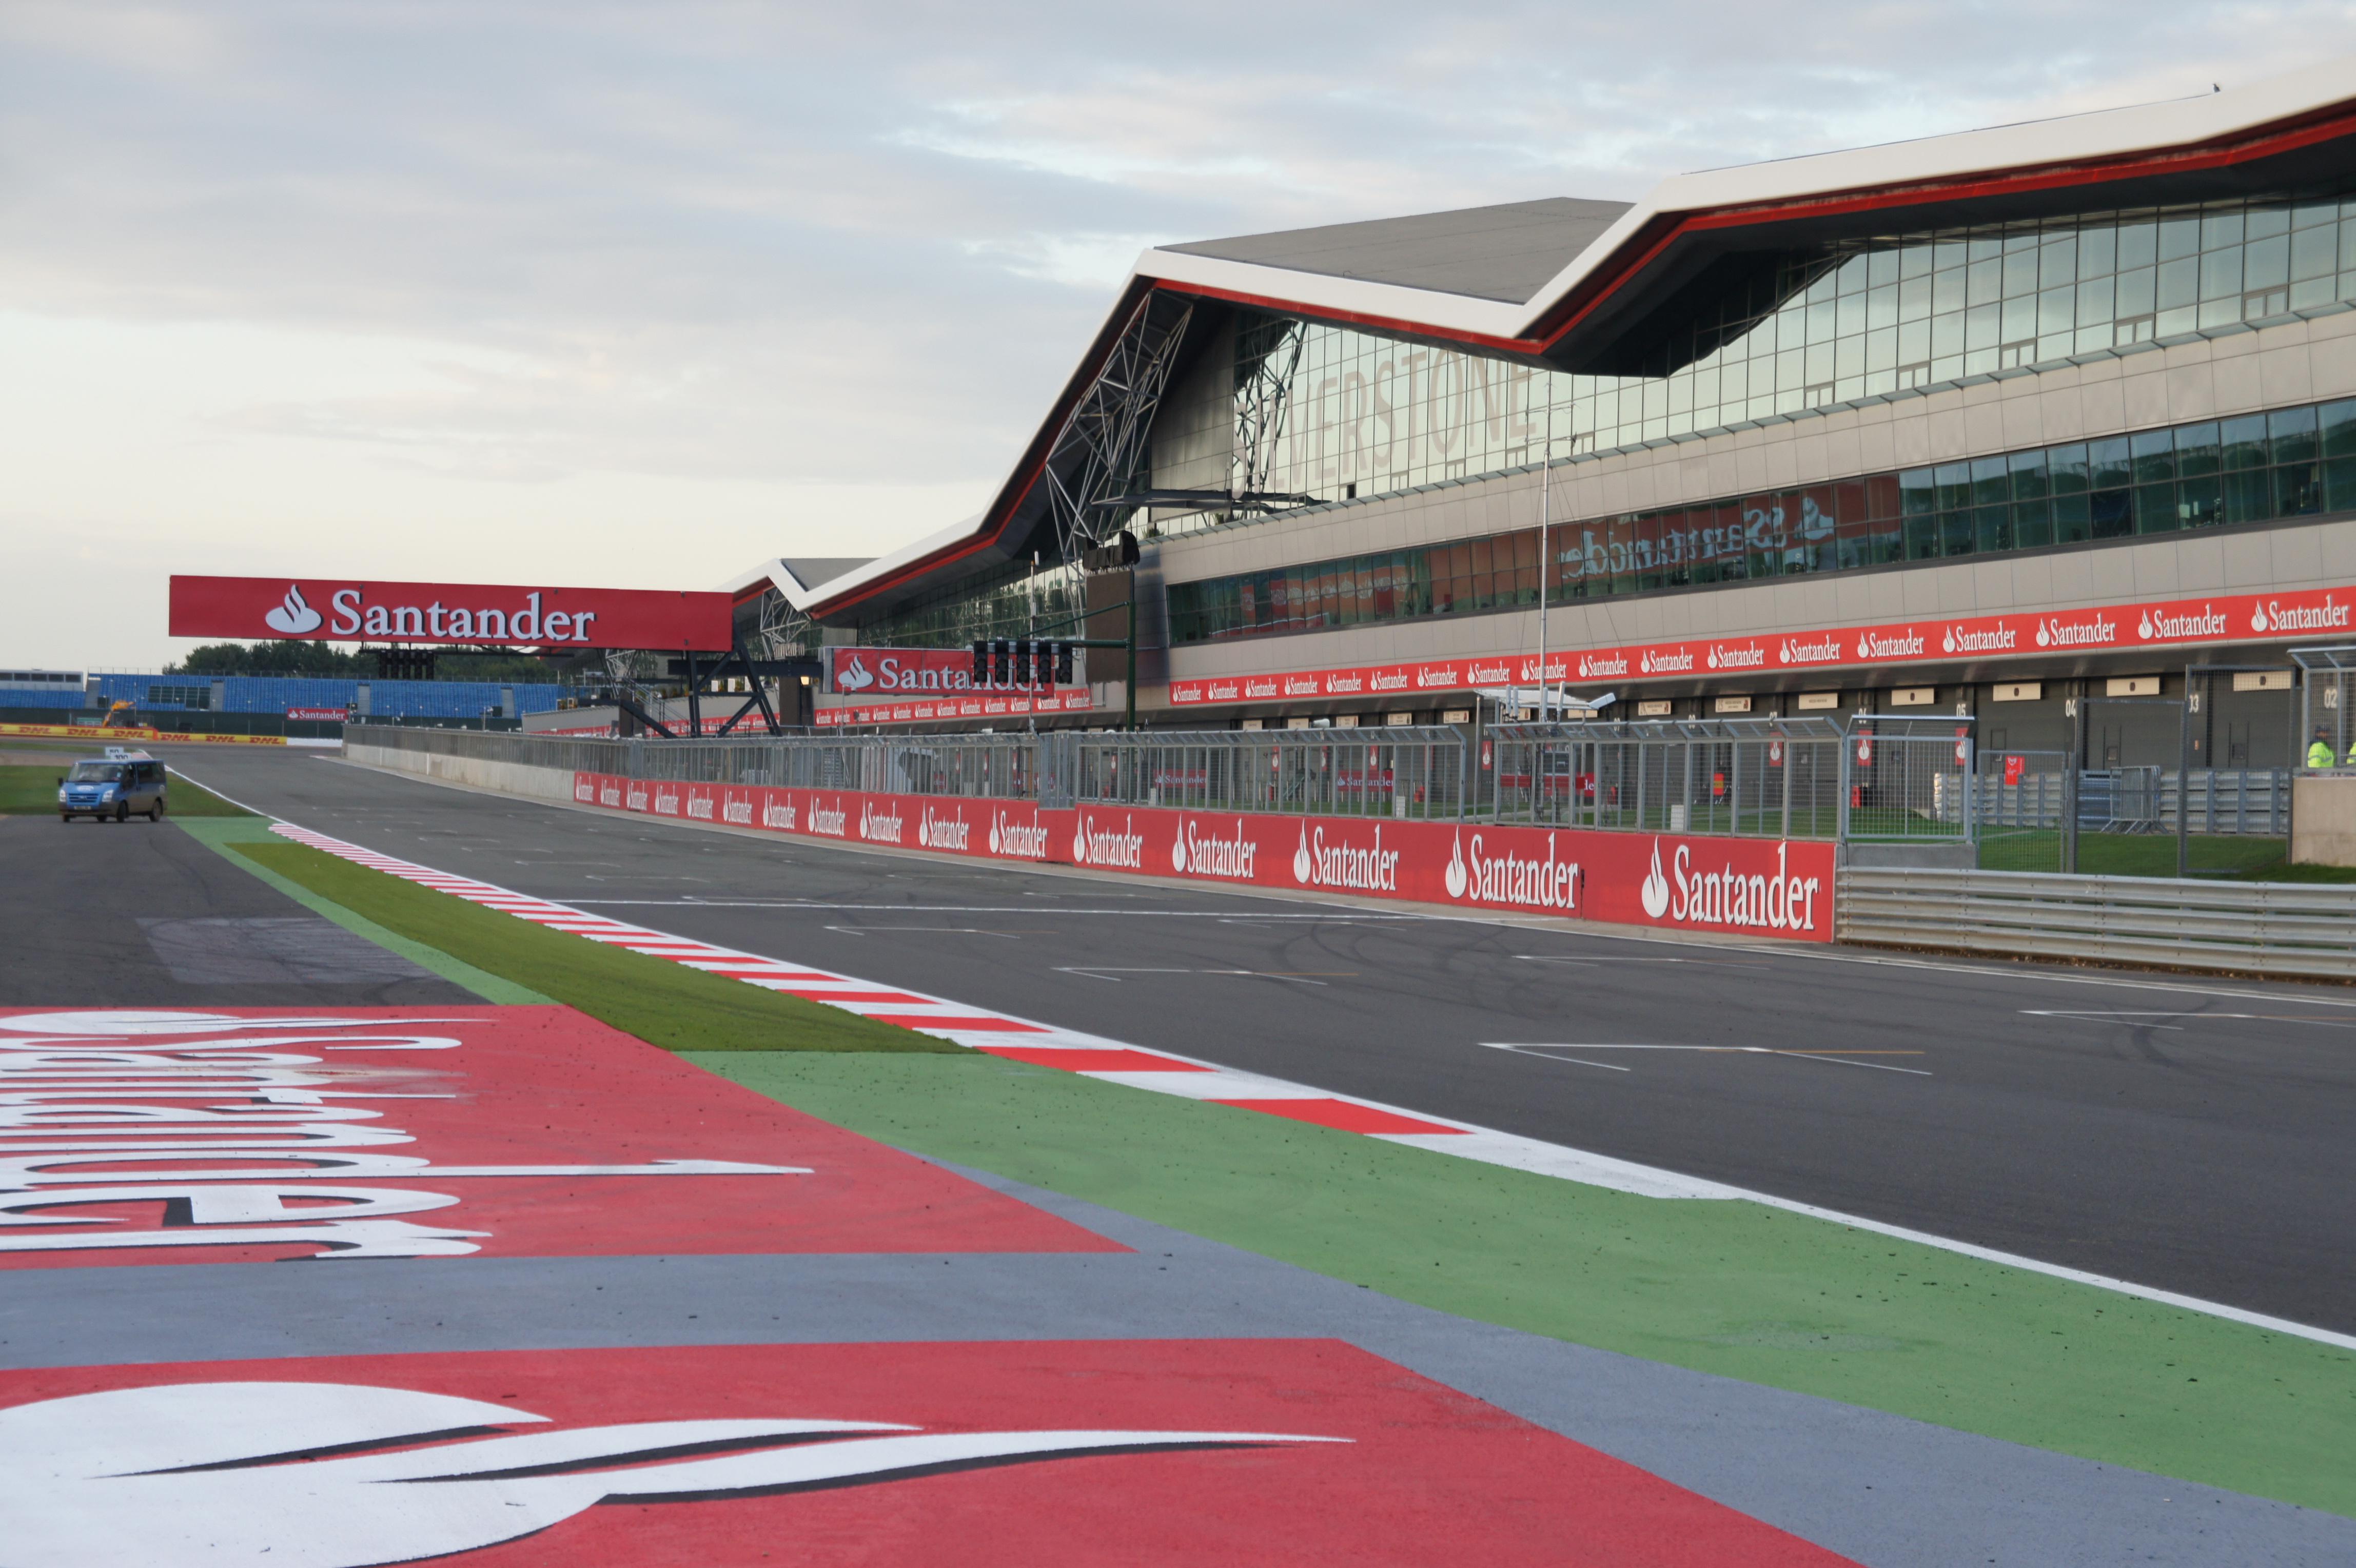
[6,2,2352,670]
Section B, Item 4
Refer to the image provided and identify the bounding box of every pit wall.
[2291,775,2356,867]
[345,739,579,806]
[567,769,1838,943]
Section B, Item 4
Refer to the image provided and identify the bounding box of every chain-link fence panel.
[1487,719,1847,838]
[1837,721,1975,846]
[1974,749,2070,872]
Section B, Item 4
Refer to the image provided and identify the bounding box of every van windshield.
[67,763,125,782]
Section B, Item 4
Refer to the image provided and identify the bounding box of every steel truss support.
[1044,294,1195,564]
[1233,313,1303,501]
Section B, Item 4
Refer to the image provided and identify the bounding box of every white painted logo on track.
[0,1380,1341,1567]
[0,1015,807,1259]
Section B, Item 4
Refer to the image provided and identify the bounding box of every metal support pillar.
[1780,738,1794,841]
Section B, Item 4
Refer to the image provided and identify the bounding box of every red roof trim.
[1525,100,2356,345]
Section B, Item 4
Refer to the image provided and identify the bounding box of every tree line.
[165,640,587,681]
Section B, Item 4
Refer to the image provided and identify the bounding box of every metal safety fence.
[1065,729,1468,819]
[352,717,2002,845]
[1837,866,2356,980]
[1487,718,1848,838]
[347,722,1473,818]
[1837,719,1977,844]
[2294,645,2356,768]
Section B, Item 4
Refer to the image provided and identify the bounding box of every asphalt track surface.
[176,748,2356,1336]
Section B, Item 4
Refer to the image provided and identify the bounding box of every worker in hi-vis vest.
[2311,727,2343,769]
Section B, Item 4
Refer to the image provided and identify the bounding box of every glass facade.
[1140,193,2356,543]
[1165,397,2356,645]
[862,560,1085,650]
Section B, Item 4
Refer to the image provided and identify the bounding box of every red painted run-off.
[571,772,1838,941]
[0,1006,1113,1267]
[3,1340,1860,1566]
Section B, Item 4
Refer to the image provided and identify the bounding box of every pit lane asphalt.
[0,802,471,1009]
[178,748,2356,1334]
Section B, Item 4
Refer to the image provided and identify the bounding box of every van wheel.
[148,803,163,822]
[114,801,129,822]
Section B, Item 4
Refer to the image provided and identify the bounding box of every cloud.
[3,0,2354,665]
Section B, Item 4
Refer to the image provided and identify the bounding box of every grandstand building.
[735,63,2356,766]
[0,673,565,731]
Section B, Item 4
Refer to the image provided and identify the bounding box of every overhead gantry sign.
[168,575,735,652]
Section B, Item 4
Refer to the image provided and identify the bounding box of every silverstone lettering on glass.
[1166,393,2356,647]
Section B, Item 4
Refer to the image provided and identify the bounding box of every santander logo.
[987,809,1051,860]
[1640,841,1672,918]
[1171,816,1256,879]
[1071,812,1144,870]
[1292,823,1400,891]
[0,1380,1337,1568]
[1444,830,1579,911]
[264,584,324,635]
[835,654,877,692]
[1645,839,1822,932]
[915,804,968,851]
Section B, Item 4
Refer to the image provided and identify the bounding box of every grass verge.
[693,1050,2356,1518]
[163,770,257,816]
[2,763,254,815]
[0,765,67,814]
[179,817,544,1002]
[225,836,956,1053]
[1978,829,2356,882]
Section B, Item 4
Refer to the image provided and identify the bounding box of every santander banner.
[570,770,1836,942]
[818,689,1095,727]
[822,645,1085,698]
[1167,584,2355,708]
[169,576,734,651]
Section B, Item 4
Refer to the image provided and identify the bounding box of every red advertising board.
[1166,583,2355,709]
[819,688,1095,726]
[822,645,1086,698]
[169,575,734,651]
[571,772,1836,941]
[0,1005,1108,1268]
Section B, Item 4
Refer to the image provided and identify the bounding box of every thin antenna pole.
[1537,399,1553,723]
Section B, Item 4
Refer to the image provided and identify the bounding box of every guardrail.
[1836,866,2356,979]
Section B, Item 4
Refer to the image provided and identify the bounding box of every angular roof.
[1160,198,1634,306]
[760,60,2356,621]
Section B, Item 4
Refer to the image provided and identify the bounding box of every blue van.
[58,754,168,822]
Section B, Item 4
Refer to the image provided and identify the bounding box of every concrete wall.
[345,739,576,806]
[2292,774,2356,866]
